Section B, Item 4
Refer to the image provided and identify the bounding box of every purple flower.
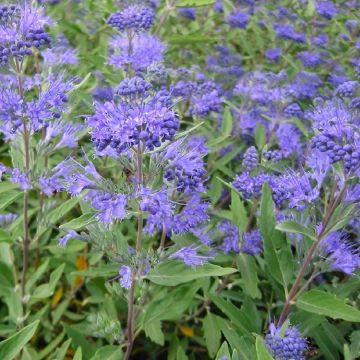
[178,7,196,20]
[242,146,258,171]
[58,229,80,247]
[336,81,359,98]
[320,232,360,275]
[265,48,282,62]
[42,35,78,67]
[107,5,155,33]
[265,323,308,360]
[286,71,322,100]
[276,124,302,156]
[227,11,249,29]
[88,80,178,154]
[90,192,127,224]
[172,195,209,234]
[108,33,165,71]
[316,1,337,19]
[162,137,208,193]
[273,23,306,43]
[140,188,173,234]
[170,245,210,266]
[9,168,31,190]
[242,230,263,255]
[0,213,17,226]
[233,172,271,200]
[0,163,7,180]
[0,3,51,66]
[280,171,319,209]
[119,265,132,289]
[218,221,240,253]
[297,51,323,68]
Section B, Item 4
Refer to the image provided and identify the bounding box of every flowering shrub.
[0,1,359,359]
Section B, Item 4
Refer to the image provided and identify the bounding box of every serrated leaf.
[147,262,236,286]
[0,320,39,360]
[297,290,360,322]
[144,320,164,345]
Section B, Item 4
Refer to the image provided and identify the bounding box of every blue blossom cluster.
[265,324,308,360]
[172,68,223,117]
[320,232,360,275]
[310,99,360,172]
[107,5,154,33]
[0,3,51,66]
[88,77,179,154]
[0,75,77,137]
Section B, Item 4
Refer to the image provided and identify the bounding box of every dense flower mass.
[265,324,308,360]
[0,3,51,66]
[88,77,179,154]
[0,0,359,358]
[107,5,154,33]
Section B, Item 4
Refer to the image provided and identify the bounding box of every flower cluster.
[265,324,308,360]
[0,3,51,66]
[88,77,179,154]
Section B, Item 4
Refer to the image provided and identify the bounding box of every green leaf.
[0,320,39,360]
[144,320,164,345]
[31,263,65,300]
[259,183,293,288]
[255,124,266,150]
[74,347,83,360]
[297,290,360,322]
[255,336,274,360]
[221,108,233,138]
[64,324,96,359]
[276,220,316,240]
[53,338,71,360]
[0,190,21,211]
[176,0,215,7]
[90,346,122,360]
[305,0,316,17]
[230,191,247,233]
[217,318,254,359]
[208,294,252,337]
[203,313,221,357]
[60,212,95,230]
[237,254,261,299]
[167,35,217,45]
[146,262,236,286]
[47,197,80,224]
[0,229,11,243]
[216,341,231,360]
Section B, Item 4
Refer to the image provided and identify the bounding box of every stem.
[277,185,347,325]
[154,0,174,35]
[159,226,167,248]
[124,146,144,359]
[15,60,31,302]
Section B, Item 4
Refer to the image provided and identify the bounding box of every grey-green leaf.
[297,290,360,322]
[0,320,39,360]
